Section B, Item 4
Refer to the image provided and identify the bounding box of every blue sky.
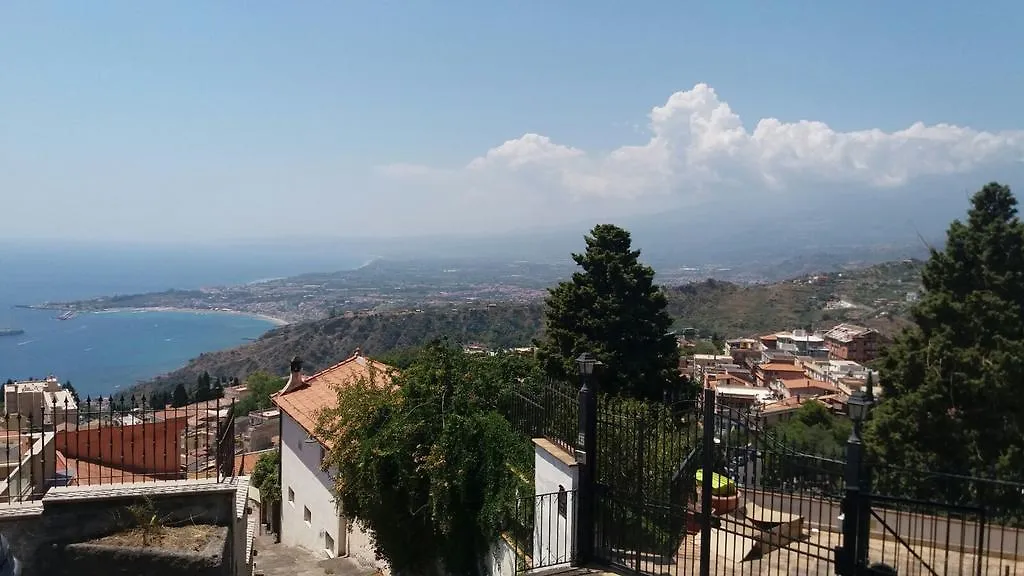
[2,2,1023,243]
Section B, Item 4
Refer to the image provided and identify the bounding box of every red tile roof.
[784,378,840,395]
[759,363,806,372]
[272,352,394,442]
[234,449,276,476]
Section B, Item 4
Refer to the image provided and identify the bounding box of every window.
[325,532,335,556]
[288,487,295,505]
[304,506,312,525]
[557,485,567,518]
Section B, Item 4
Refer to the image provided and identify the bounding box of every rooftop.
[824,323,876,343]
[715,386,774,399]
[234,449,276,476]
[758,362,806,372]
[272,352,395,443]
[784,378,841,395]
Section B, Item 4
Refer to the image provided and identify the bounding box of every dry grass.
[91,524,221,552]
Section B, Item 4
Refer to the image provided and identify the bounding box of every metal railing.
[506,379,579,455]
[1,395,237,504]
[503,379,1024,576]
[505,489,577,573]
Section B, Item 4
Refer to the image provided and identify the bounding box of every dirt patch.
[90,524,221,553]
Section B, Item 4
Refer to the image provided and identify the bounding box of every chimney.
[353,347,362,357]
[280,356,304,394]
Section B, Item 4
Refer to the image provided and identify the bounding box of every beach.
[90,306,290,326]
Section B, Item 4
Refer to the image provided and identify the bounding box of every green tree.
[149,391,169,410]
[684,339,721,357]
[250,450,281,504]
[195,371,212,402]
[315,342,533,576]
[536,224,683,400]
[171,383,189,408]
[769,401,850,457]
[235,372,286,415]
[866,183,1024,486]
[62,380,80,404]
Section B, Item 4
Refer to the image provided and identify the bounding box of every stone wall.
[59,525,231,576]
[0,479,247,576]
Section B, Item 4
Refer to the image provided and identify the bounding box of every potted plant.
[694,470,741,515]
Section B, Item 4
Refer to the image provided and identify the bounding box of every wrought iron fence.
[504,489,577,573]
[504,376,1024,575]
[506,379,579,455]
[1,395,237,504]
[864,465,1024,575]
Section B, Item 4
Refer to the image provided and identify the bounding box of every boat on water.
[57,311,77,321]
[0,328,25,337]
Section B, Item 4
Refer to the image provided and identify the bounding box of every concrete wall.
[0,432,54,502]
[0,480,245,576]
[532,440,578,569]
[485,537,517,576]
[279,413,380,571]
[248,420,277,452]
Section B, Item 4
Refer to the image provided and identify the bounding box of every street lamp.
[576,353,597,378]
[847,389,872,442]
[574,352,601,564]
[838,388,874,575]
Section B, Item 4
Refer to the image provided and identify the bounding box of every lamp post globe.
[576,353,596,377]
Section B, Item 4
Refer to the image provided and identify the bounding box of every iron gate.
[590,390,845,575]
[507,380,1024,575]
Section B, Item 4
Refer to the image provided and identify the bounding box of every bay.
[0,243,361,399]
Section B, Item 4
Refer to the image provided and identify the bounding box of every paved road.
[253,536,379,576]
[745,490,1024,557]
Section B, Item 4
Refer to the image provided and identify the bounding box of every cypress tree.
[866,182,1024,484]
[535,224,684,400]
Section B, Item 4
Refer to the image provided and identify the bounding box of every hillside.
[665,259,923,337]
[131,303,545,397]
[129,259,924,399]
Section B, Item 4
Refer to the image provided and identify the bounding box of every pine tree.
[171,383,189,408]
[535,224,683,400]
[866,182,1024,484]
[195,371,212,402]
[62,380,80,404]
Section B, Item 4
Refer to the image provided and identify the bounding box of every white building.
[272,352,392,571]
[3,376,78,427]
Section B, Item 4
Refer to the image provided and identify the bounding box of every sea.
[0,243,361,399]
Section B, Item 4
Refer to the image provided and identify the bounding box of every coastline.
[89,306,291,327]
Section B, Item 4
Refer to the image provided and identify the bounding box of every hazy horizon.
[3,3,1023,244]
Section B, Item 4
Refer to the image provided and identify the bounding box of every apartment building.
[2,377,78,427]
[823,323,882,362]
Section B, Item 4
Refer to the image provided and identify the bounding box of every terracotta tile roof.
[272,352,395,442]
[152,399,234,425]
[234,449,276,476]
[784,378,840,395]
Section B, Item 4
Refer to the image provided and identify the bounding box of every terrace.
[0,396,254,576]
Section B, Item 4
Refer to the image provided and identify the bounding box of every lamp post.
[838,390,873,574]
[574,352,599,565]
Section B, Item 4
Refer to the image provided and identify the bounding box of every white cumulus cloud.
[375,83,1024,232]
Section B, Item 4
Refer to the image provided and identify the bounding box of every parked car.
[0,533,20,576]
